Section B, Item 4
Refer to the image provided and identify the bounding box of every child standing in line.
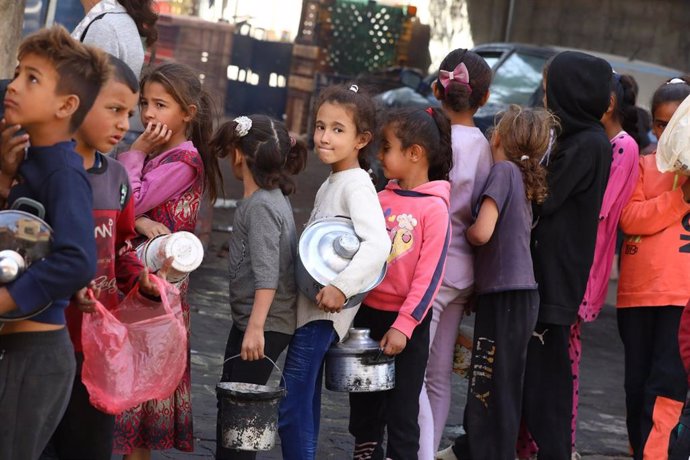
[209,114,307,460]
[418,48,494,458]
[0,26,106,459]
[565,73,641,456]
[616,77,690,459]
[278,84,391,460]
[438,105,555,460]
[348,106,452,460]
[522,51,612,459]
[42,55,168,460]
[115,62,224,459]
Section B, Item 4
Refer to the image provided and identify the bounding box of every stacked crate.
[149,14,234,115]
[286,0,421,134]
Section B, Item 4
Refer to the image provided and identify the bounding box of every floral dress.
[114,145,204,454]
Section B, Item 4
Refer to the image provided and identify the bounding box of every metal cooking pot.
[296,217,386,308]
[0,198,53,321]
[325,328,395,392]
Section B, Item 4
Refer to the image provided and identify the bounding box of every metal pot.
[325,328,395,392]
[0,198,53,321]
[296,217,386,308]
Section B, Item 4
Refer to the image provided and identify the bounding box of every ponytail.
[210,115,307,196]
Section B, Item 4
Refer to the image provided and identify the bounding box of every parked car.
[376,42,684,128]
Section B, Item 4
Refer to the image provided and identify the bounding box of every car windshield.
[488,52,547,106]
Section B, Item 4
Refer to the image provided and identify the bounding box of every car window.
[489,52,547,106]
[478,53,502,70]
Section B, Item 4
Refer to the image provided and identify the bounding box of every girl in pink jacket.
[349,106,452,460]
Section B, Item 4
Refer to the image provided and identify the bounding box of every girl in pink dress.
[114,62,223,459]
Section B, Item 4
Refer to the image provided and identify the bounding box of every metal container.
[296,217,386,308]
[136,231,204,284]
[0,198,54,321]
[325,328,395,392]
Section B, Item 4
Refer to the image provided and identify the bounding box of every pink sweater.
[364,180,451,338]
[579,131,639,321]
[118,140,200,215]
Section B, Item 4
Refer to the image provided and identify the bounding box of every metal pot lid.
[0,209,53,267]
[298,217,384,291]
[327,328,382,355]
[161,231,204,273]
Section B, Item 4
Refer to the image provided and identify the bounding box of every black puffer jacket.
[531,51,613,325]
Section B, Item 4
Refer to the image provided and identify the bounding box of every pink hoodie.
[579,131,639,320]
[363,180,451,338]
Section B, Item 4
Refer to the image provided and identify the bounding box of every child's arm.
[242,289,276,361]
[619,159,690,236]
[320,187,391,312]
[119,145,198,215]
[114,191,146,295]
[5,170,96,315]
[240,198,284,358]
[466,197,499,246]
[384,202,451,355]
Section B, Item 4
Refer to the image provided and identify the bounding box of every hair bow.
[438,62,471,91]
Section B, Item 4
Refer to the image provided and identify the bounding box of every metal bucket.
[296,217,386,308]
[136,231,203,284]
[325,328,395,392]
[216,356,286,451]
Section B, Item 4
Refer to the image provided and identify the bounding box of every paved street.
[147,158,632,460]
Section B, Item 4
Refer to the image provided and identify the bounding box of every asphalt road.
[145,157,631,459]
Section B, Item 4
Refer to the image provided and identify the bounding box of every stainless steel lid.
[298,217,385,292]
[0,209,52,269]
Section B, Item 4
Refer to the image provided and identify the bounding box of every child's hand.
[380,328,407,356]
[241,324,265,361]
[131,122,173,156]
[135,216,171,239]
[73,282,101,313]
[0,119,29,180]
[316,285,346,313]
[138,257,173,298]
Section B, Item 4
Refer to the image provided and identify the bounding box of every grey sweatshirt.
[228,188,298,335]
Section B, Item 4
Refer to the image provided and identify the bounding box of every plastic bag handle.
[223,354,287,393]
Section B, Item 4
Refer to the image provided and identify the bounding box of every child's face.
[4,53,64,129]
[652,101,681,140]
[313,102,367,173]
[140,81,191,142]
[378,125,411,180]
[76,80,138,154]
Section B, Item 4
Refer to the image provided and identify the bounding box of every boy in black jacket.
[0,26,109,459]
[522,51,613,458]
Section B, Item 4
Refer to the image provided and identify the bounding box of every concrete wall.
[466,0,690,73]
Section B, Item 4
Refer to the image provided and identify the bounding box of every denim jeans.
[278,320,337,460]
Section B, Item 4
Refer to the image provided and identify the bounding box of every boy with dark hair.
[44,54,170,460]
[0,26,109,459]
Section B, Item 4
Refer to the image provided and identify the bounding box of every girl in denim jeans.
[277,84,390,459]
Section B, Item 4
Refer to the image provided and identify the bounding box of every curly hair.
[493,105,557,204]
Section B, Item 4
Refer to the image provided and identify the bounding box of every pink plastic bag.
[81,275,187,414]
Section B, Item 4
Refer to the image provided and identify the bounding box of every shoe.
[436,445,459,460]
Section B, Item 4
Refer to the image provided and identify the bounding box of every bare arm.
[466,197,499,246]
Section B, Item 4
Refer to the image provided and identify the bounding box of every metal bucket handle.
[223,354,287,393]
